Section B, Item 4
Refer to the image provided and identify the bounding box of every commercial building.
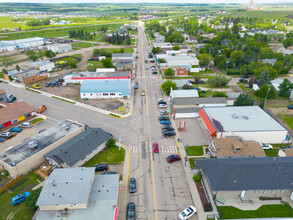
[1,37,45,49]
[195,157,293,205]
[0,120,84,177]
[152,42,173,49]
[156,54,199,71]
[47,44,72,53]
[112,53,133,64]
[0,42,15,52]
[170,89,199,99]
[4,68,49,85]
[26,60,55,72]
[199,106,288,144]
[36,168,119,220]
[0,89,8,102]
[45,128,112,168]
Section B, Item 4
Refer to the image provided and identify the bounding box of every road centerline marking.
[149,140,158,220]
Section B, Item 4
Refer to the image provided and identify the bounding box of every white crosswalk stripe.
[130,145,177,153]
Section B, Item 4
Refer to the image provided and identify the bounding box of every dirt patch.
[21,183,36,193]
[269,107,293,115]
[6,212,16,220]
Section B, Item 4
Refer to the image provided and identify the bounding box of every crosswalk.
[130,145,178,153]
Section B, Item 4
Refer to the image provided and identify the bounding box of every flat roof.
[0,102,35,124]
[152,42,172,47]
[0,120,83,166]
[72,71,130,79]
[112,53,133,58]
[171,89,199,98]
[175,107,201,113]
[36,174,119,220]
[173,97,227,105]
[203,106,287,132]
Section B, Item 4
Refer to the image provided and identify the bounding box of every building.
[45,128,112,168]
[152,42,173,49]
[221,40,231,46]
[156,54,199,71]
[47,44,72,53]
[260,59,277,65]
[0,42,15,52]
[185,35,198,43]
[210,138,266,158]
[112,53,133,64]
[195,157,293,205]
[198,106,288,144]
[0,89,8,102]
[0,120,84,177]
[80,79,130,99]
[5,68,49,85]
[170,89,199,99]
[278,148,293,157]
[26,60,55,71]
[269,45,286,53]
[1,37,45,49]
[171,80,192,89]
[116,62,134,71]
[155,34,165,43]
[0,101,35,131]
[36,168,119,220]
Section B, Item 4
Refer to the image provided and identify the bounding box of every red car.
[36,105,47,114]
[153,143,159,153]
[166,155,181,163]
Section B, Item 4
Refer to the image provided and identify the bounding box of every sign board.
[118,107,124,110]
[178,121,186,131]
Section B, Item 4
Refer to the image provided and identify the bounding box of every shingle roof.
[195,157,293,191]
[45,128,112,167]
[0,102,35,124]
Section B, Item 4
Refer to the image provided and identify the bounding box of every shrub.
[106,138,116,148]
[26,187,42,211]
[227,69,240,75]
[193,173,202,182]
[4,169,9,176]
[212,92,227,97]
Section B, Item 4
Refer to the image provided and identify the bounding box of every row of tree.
[69,29,94,40]
[26,18,50,27]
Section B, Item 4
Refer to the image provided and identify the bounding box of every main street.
[0,21,196,220]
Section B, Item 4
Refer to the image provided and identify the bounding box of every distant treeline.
[26,18,50,27]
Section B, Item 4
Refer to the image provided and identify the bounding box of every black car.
[50,82,56,87]
[158,116,169,121]
[158,100,167,105]
[152,71,158,74]
[188,80,195,84]
[150,66,156,69]
[145,59,148,63]
[162,127,174,132]
[148,55,153,58]
[129,178,136,193]
[8,96,16,103]
[163,131,176,137]
[239,78,247,83]
[94,163,108,171]
[288,105,293,109]
[101,171,117,175]
[127,202,136,220]
[242,75,249,79]
[56,78,61,83]
[45,82,52,87]
[199,80,206,84]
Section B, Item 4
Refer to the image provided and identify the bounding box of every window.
[254,190,259,194]
[55,204,59,207]
[83,94,85,96]
[280,190,285,193]
[110,93,115,96]
[103,93,108,96]
[272,190,276,193]
[264,190,268,194]
[90,94,92,96]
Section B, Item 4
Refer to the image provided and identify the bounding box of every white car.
[179,205,197,220]
[145,67,149,70]
[158,104,167,108]
[0,132,12,138]
[20,122,32,128]
[62,82,67,87]
[260,143,273,150]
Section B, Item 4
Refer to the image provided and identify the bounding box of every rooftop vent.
[62,123,70,130]
[243,115,249,120]
[52,180,57,187]
[28,140,38,150]
[232,113,238,119]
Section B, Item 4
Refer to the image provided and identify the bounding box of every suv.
[8,96,16,103]
[129,178,136,193]
[145,59,148,63]
[134,82,138,89]
[163,130,176,137]
[158,116,169,121]
[94,163,108,171]
[158,100,167,105]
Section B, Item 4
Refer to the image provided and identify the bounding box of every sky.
[0,0,292,3]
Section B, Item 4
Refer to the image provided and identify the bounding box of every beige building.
[278,148,293,157]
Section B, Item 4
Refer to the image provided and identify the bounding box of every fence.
[0,175,23,194]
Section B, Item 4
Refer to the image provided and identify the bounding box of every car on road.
[179,205,197,220]
[288,105,293,109]
[160,110,168,116]
[166,154,181,163]
[11,192,30,206]
[141,90,145,96]
[0,132,12,138]
[150,59,155,63]
[20,122,32,128]
[45,82,52,87]
[148,54,153,58]
[101,171,117,175]
[162,127,174,132]
[158,100,167,105]
[94,163,108,172]
[158,116,169,121]
[135,55,138,59]
[157,99,165,103]
[158,104,167,108]
[160,120,171,125]
[134,82,138,89]
[36,105,47,114]
[145,59,148,63]
[152,71,158,74]
[0,137,5,142]
[31,84,41,89]
[153,143,159,153]
[151,66,156,69]
[126,202,136,220]
[163,131,176,137]
[62,82,67,87]
[9,127,22,133]
[129,178,136,193]
[8,96,16,103]
[260,143,273,150]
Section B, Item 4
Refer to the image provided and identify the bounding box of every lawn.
[279,115,293,130]
[87,60,104,70]
[189,158,195,168]
[102,47,134,53]
[218,205,293,219]
[83,145,125,167]
[185,146,204,156]
[72,42,99,49]
[29,118,44,124]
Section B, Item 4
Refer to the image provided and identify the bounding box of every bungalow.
[260,59,277,65]
[198,29,206,35]
[185,35,198,43]
[155,34,165,43]
[269,45,286,53]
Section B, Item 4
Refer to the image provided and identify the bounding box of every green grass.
[185,146,204,156]
[72,42,99,49]
[25,88,41,93]
[102,47,134,54]
[83,145,125,167]
[52,96,75,104]
[29,118,44,124]
[189,158,195,168]
[218,205,293,219]
[87,60,104,69]
[109,113,121,118]
[279,115,293,130]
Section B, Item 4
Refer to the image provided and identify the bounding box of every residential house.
[177,28,184,34]
[196,43,206,50]
[221,40,231,46]
[185,35,198,43]
[266,29,284,35]
[247,29,267,36]
[269,44,286,53]
[260,58,277,65]
[171,79,192,89]
[278,148,293,157]
[198,29,206,35]
[155,34,165,43]
[202,33,216,40]
[112,53,134,64]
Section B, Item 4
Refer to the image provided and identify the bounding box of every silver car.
[0,132,12,138]
[158,104,167,108]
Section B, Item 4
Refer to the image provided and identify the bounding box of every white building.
[96,68,115,73]
[112,53,134,64]
[0,42,15,52]
[1,37,45,49]
[170,89,199,99]
[155,34,165,43]
[26,60,55,71]
[157,53,199,71]
[47,44,72,53]
[152,42,173,49]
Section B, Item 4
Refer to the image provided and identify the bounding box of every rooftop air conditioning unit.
[243,115,249,119]
[232,113,238,119]
[28,140,38,150]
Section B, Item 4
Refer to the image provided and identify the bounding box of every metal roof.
[175,107,201,113]
[112,53,133,58]
[45,128,112,167]
[173,97,227,105]
[202,106,286,132]
[72,71,130,79]
[171,89,199,98]
[80,79,130,96]
[195,157,293,191]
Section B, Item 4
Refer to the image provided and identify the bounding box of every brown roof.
[212,138,266,157]
[282,149,293,157]
[0,89,5,94]
[0,102,35,124]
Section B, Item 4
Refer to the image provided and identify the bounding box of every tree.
[259,98,265,109]
[15,65,20,72]
[37,51,45,60]
[26,188,42,211]
[257,69,271,85]
[26,50,38,61]
[230,50,245,67]
[45,50,56,59]
[158,58,167,63]
[233,94,254,106]
[152,47,162,54]
[207,75,229,87]
[2,68,7,75]
[255,84,276,99]
[212,92,227,97]
[172,45,180,50]
[182,84,194,89]
[164,68,175,77]
[161,81,177,95]
[101,57,114,68]
[126,35,131,45]
[199,53,213,69]
[106,138,116,148]
[279,79,293,98]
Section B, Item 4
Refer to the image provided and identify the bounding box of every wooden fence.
[0,175,23,194]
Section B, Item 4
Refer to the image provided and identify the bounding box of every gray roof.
[36,167,95,206]
[72,71,130,78]
[175,107,201,113]
[226,92,242,99]
[45,128,112,167]
[173,97,227,105]
[195,157,293,191]
[112,53,133,58]
[172,79,190,88]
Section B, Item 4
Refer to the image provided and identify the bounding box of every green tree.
[182,84,194,89]
[126,35,131,45]
[45,50,56,59]
[172,45,180,50]
[207,75,229,87]
[257,69,271,85]
[106,137,116,148]
[161,81,177,95]
[26,187,42,211]
[279,79,293,98]
[158,58,167,63]
[194,75,201,84]
[101,57,114,68]
[230,50,245,67]
[164,68,175,77]
[37,51,45,60]
[255,84,276,99]
[259,98,265,109]
[26,50,38,61]
[152,47,162,54]
[212,92,227,97]
[233,94,254,106]
[199,53,213,69]
[15,65,20,72]
[2,68,7,75]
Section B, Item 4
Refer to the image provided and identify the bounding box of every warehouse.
[47,44,72,53]
[0,42,15,52]
[198,106,289,144]
[1,37,45,49]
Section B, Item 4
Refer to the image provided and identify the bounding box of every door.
[240,191,246,198]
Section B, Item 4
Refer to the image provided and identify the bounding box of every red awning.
[198,109,217,137]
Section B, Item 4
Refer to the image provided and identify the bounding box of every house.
[266,29,284,35]
[26,60,55,71]
[1,37,45,49]
[116,62,134,71]
[196,43,206,49]
[195,157,293,205]
[210,138,266,158]
[198,106,288,144]
[45,128,112,168]
[270,78,284,92]
[175,68,189,76]
[170,89,199,99]
[247,29,267,36]
[47,44,72,53]
[0,120,85,177]
[221,40,230,46]
[35,168,119,220]
[112,53,134,64]
[0,101,35,131]
[283,49,293,56]
[115,27,128,35]
[202,33,216,40]
[270,45,286,53]
[278,148,293,157]
[171,79,192,89]
[155,34,165,43]
[198,29,206,35]
[260,59,277,65]
[185,35,198,43]
[226,92,242,106]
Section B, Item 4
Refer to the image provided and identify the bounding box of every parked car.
[158,104,167,108]
[199,80,206,84]
[145,67,149,70]
[150,60,155,63]
[45,82,52,87]
[148,54,153,58]
[9,127,22,133]
[158,100,167,105]
[126,202,136,220]
[281,146,293,149]
[152,71,158,74]
[11,192,30,206]
[94,163,108,172]
[7,94,13,99]
[160,110,168,116]
[260,143,273,150]
[129,178,136,193]
[62,82,67,87]
[242,75,249,79]
[158,116,169,121]
[239,78,247,83]
[166,154,181,163]
[0,137,5,142]
[50,82,56,87]
[134,82,138,89]
[141,90,145,96]
[31,84,41,89]
[101,171,117,175]
[163,131,176,137]
[145,59,148,63]
[162,127,174,132]
[153,143,159,153]
[287,105,293,109]
[179,205,197,220]
[151,66,156,69]
[0,132,12,138]
[157,99,165,103]
[8,96,16,103]
[20,122,32,128]
[135,55,138,59]
[36,105,47,114]
[188,80,195,84]
[160,120,171,125]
